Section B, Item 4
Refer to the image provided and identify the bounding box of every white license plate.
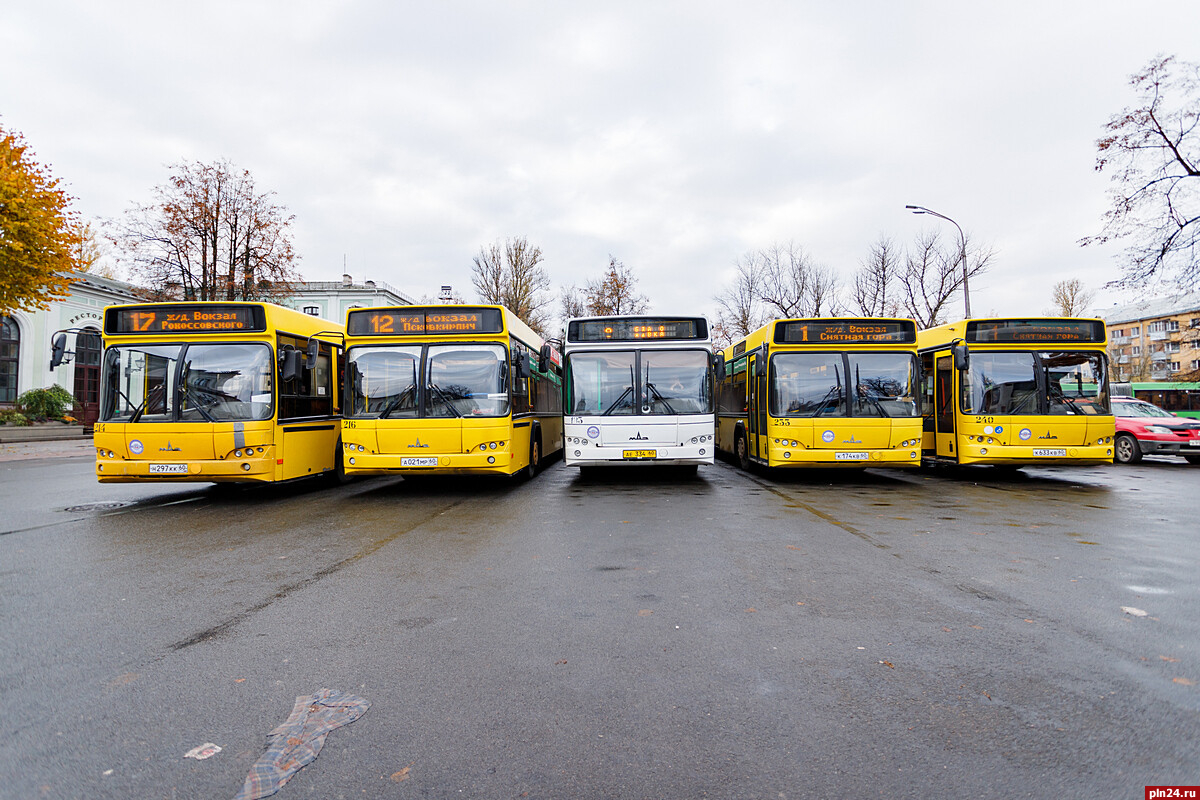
[835,452,869,461]
[1032,448,1067,457]
[148,463,188,474]
[400,457,438,467]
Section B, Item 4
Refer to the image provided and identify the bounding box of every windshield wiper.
[644,382,677,415]
[185,387,217,422]
[379,385,416,418]
[427,383,462,417]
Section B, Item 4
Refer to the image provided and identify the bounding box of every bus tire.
[735,431,750,471]
[1114,433,1142,465]
[325,439,348,485]
[524,432,542,480]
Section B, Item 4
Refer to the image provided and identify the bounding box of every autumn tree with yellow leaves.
[0,124,80,314]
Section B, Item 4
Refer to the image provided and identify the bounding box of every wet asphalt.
[1,450,1198,799]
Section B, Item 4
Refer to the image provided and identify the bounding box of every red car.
[1112,396,1200,464]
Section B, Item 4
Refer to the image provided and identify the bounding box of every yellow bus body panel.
[93,420,280,483]
[341,417,536,476]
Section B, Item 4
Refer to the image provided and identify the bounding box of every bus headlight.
[234,450,243,458]
[691,437,698,444]
[358,445,365,452]
[349,457,356,465]
[783,451,791,459]
[487,456,495,464]
[242,463,251,471]
[979,448,988,455]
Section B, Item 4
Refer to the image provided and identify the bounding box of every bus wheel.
[325,439,349,485]
[735,432,750,471]
[1114,433,1142,465]
[524,434,541,479]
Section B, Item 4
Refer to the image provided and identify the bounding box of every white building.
[2,273,142,424]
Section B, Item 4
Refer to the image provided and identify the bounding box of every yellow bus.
[339,304,562,478]
[716,318,923,470]
[57,302,345,484]
[917,317,1115,467]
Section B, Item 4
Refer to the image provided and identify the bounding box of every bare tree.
[111,159,298,300]
[1082,55,1200,288]
[851,236,903,317]
[897,231,993,328]
[559,285,588,322]
[584,256,649,316]
[1048,279,1097,317]
[713,255,768,343]
[470,236,552,335]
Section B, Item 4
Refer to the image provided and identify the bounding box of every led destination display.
[105,305,265,335]
[347,307,504,336]
[774,319,916,345]
[568,317,707,342]
[965,319,1106,344]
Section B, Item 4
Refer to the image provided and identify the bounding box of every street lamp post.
[905,205,971,318]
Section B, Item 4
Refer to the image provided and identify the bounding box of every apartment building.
[1101,293,1200,381]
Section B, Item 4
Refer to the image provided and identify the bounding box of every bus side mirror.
[538,344,552,373]
[304,339,320,370]
[50,333,67,370]
[952,342,970,371]
[280,349,302,382]
[514,351,532,379]
[712,354,726,382]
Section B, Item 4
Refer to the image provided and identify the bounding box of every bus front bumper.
[952,442,1115,466]
[565,444,714,467]
[766,447,922,468]
[343,451,513,476]
[95,455,278,483]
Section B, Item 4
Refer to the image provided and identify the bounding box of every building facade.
[1101,293,1200,381]
[1,273,143,424]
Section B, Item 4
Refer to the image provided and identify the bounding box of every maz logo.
[630,432,649,441]
[407,439,430,448]
[159,441,181,452]
[1037,431,1058,440]
[842,435,863,444]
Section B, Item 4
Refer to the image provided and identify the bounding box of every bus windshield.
[427,344,509,418]
[770,352,919,418]
[102,343,273,422]
[566,349,712,416]
[347,343,510,419]
[961,351,1110,415]
[347,345,421,418]
[642,350,712,415]
[567,351,635,416]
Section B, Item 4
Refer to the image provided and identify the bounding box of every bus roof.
[918,317,1108,350]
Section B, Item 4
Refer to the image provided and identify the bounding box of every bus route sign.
[774,319,916,345]
[105,305,266,335]
[965,319,1106,344]
[347,307,504,336]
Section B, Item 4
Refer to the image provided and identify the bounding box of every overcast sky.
[3,1,1198,324]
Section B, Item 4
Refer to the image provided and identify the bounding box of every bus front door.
[748,352,766,461]
[935,355,956,459]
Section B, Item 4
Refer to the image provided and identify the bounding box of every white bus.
[561,315,721,472]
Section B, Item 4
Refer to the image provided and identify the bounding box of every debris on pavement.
[184,743,222,760]
[234,688,370,800]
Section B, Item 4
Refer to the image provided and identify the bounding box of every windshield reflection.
[347,343,509,419]
[961,351,1110,415]
[770,352,919,418]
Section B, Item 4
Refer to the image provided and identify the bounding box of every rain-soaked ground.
[1,448,1197,799]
